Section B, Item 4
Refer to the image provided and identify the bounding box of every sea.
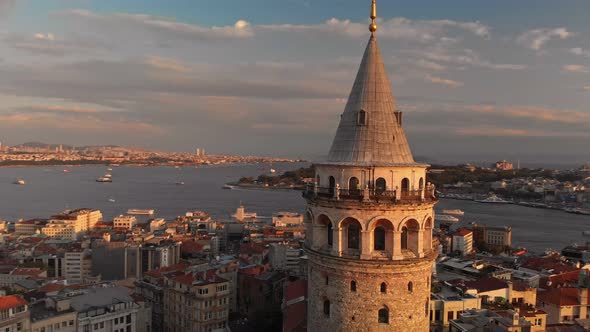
[0,162,588,253]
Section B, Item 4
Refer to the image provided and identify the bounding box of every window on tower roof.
[357,110,367,126]
[323,300,331,317]
[378,307,389,324]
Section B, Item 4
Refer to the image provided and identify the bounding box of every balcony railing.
[303,184,436,204]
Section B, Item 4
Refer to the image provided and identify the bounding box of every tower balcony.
[304,184,437,205]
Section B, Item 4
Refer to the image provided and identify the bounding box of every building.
[162,271,230,332]
[304,2,437,331]
[0,295,29,332]
[69,286,149,332]
[15,219,48,235]
[452,229,474,256]
[30,298,77,332]
[64,249,94,283]
[113,215,138,230]
[268,243,302,275]
[472,224,512,251]
[430,282,481,330]
[449,309,534,332]
[537,287,589,324]
[41,209,103,240]
[125,241,182,279]
[272,212,304,228]
[495,160,514,171]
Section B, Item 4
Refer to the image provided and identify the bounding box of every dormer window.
[357,110,367,126]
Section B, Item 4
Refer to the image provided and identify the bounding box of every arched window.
[401,178,410,194]
[327,222,333,246]
[375,178,386,195]
[351,280,357,292]
[378,308,389,324]
[419,177,424,190]
[323,300,330,317]
[358,110,367,126]
[380,282,387,293]
[349,177,360,195]
[348,223,360,249]
[408,282,413,292]
[401,226,408,250]
[328,176,336,195]
[374,227,385,251]
[316,175,321,186]
[325,276,329,285]
[425,298,429,317]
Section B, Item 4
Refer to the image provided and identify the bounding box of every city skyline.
[1,1,590,164]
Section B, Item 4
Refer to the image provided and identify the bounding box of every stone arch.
[348,176,360,196]
[328,176,336,195]
[422,217,433,252]
[401,178,410,194]
[399,219,420,256]
[375,177,386,194]
[368,218,394,256]
[313,214,333,250]
[339,217,362,255]
[378,306,389,324]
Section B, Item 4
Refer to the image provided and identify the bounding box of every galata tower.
[304,1,437,331]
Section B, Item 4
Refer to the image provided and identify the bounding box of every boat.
[442,209,464,216]
[108,198,116,203]
[583,231,590,236]
[127,209,155,215]
[573,208,590,215]
[96,176,112,183]
[174,166,181,169]
[107,168,113,171]
[14,179,25,185]
[435,214,460,222]
[475,194,513,204]
[270,168,277,174]
[62,169,71,173]
[222,184,235,190]
[104,174,112,178]
[175,181,185,186]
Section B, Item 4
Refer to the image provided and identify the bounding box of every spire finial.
[369,0,377,35]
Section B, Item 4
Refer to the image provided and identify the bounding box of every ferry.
[96,176,112,183]
[14,179,25,185]
[435,215,460,222]
[104,174,112,178]
[476,194,513,204]
[222,184,235,190]
[62,169,71,173]
[127,209,155,215]
[107,168,113,172]
[175,181,185,186]
[270,168,277,174]
[442,209,464,216]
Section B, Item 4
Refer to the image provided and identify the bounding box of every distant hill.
[11,142,126,151]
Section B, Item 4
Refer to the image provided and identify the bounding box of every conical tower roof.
[327,34,416,166]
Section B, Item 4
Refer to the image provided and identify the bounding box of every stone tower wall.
[307,249,433,332]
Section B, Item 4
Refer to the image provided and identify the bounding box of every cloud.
[425,75,463,87]
[145,56,193,73]
[60,9,254,41]
[24,104,122,114]
[585,86,590,91]
[34,33,55,41]
[570,47,590,58]
[0,0,16,17]
[259,17,490,42]
[469,105,590,125]
[455,126,533,137]
[562,64,588,73]
[517,27,572,50]
[421,50,526,70]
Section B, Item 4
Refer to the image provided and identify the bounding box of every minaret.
[304,1,437,331]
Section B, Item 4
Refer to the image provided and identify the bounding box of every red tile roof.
[38,283,65,293]
[12,268,43,276]
[448,277,509,293]
[522,257,577,275]
[173,273,195,286]
[0,295,27,311]
[537,288,588,307]
[455,229,473,236]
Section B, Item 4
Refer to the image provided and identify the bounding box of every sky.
[1,1,590,165]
